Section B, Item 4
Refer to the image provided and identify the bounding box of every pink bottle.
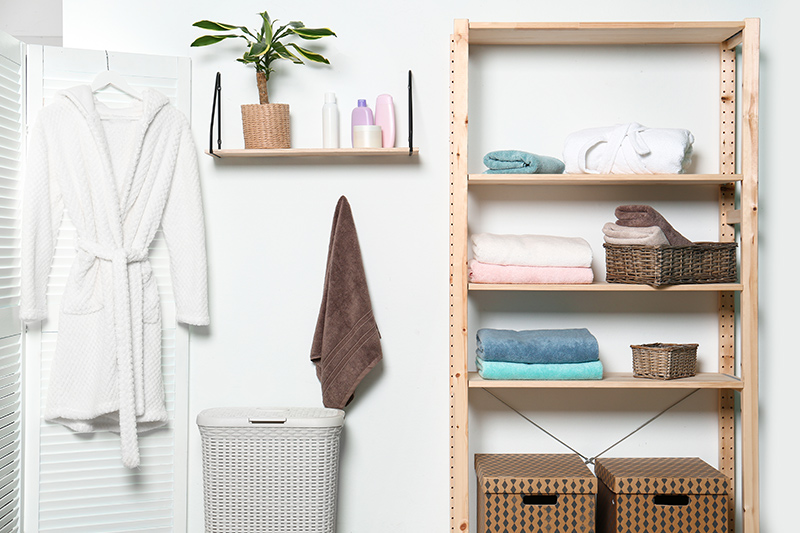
[351,99,374,147]
[374,94,395,148]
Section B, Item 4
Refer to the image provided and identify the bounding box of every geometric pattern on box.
[476,454,597,533]
[595,457,729,533]
[595,457,729,495]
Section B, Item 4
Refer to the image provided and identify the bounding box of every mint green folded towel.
[476,357,603,380]
[483,150,566,174]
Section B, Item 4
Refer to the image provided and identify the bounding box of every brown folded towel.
[311,196,382,409]
[614,204,693,246]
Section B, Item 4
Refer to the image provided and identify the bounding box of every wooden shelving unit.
[206,147,419,158]
[449,19,760,533]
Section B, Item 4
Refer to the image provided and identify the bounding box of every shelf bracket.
[722,208,742,225]
[208,72,222,158]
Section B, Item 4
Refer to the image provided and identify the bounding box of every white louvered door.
[0,31,23,533]
[22,45,192,532]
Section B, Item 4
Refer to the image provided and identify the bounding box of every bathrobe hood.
[21,84,209,468]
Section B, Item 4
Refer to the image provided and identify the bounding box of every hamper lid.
[196,407,345,428]
[595,457,729,495]
[475,453,596,494]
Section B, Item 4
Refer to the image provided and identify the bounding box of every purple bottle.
[351,99,375,147]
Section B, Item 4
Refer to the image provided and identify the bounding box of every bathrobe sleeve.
[20,115,64,322]
[160,118,210,326]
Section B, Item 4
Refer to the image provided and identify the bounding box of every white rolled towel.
[602,222,670,245]
[563,123,694,174]
[471,233,593,268]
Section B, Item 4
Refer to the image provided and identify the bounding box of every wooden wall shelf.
[206,147,419,158]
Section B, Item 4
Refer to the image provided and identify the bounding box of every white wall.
[0,0,62,45]
[61,0,797,531]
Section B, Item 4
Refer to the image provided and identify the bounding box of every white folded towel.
[471,233,593,267]
[563,123,694,174]
[602,222,670,245]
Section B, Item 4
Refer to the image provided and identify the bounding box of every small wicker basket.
[604,242,737,286]
[241,103,291,149]
[631,343,698,380]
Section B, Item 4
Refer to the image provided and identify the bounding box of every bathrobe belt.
[78,238,149,469]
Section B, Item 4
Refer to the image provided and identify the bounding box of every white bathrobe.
[20,85,209,469]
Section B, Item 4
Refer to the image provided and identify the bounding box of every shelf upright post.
[718,29,738,532]
[740,17,761,533]
[449,18,471,533]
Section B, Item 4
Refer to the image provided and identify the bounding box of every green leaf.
[249,41,269,58]
[191,34,238,47]
[290,27,337,40]
[193,20,238,31]
[260,12,274,44]
[271,42,304,64]
[286,43,330,64]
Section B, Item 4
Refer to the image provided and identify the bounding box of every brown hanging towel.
[311,196,382,409]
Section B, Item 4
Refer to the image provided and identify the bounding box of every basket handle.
[248,417,287,424]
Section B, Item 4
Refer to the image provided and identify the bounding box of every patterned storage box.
[595,457,730,533]
[475,453,597,533]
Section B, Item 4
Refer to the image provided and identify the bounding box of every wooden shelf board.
[468,173,742,186]
[468,371,743,389]
[206,147,419,158]
[469,282,743,292]
[467,22,745,45]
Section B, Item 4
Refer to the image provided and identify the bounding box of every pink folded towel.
[469,259,594,284]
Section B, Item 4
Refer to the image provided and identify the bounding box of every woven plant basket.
[631,343,698,380]
[604,242,737,286]
[241,103,291,149]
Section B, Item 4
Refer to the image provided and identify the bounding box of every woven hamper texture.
[604,242,737,286]
[632,343,698,380]
[241,103,291,149]
[199,411,342,533]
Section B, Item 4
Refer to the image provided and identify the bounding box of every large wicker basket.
[198,407,344,533]
[241,103,291,149]
[604,242,737,286]
[631,343,698,380]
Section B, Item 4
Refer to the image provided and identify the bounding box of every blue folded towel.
[476,357,604,380]
[477,328,599,364]
[483,150,566,174]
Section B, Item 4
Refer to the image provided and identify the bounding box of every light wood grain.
[467,21,745,45]
[206,147,419,158]
[469,372,743,390]
[718,42,738,531]
[468,282,743,292]
[740,17,761,533]
[468,174,742,186]
[449,20,470,533]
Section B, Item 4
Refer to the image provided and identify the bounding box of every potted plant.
[192,11,336,149]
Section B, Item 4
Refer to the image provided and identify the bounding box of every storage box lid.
[475,453,596,495]
[595,457,729,495]
[196,407,345,428]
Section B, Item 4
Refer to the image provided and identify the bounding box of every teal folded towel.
[476,357,604,380]
[483,150,566,174]
[477,328,599,364]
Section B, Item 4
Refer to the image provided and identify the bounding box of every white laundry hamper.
[197,407,345,533]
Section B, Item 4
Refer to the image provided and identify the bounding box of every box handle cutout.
[248,417,287,424]
[653,494,690,506]
[522,495,558,506]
